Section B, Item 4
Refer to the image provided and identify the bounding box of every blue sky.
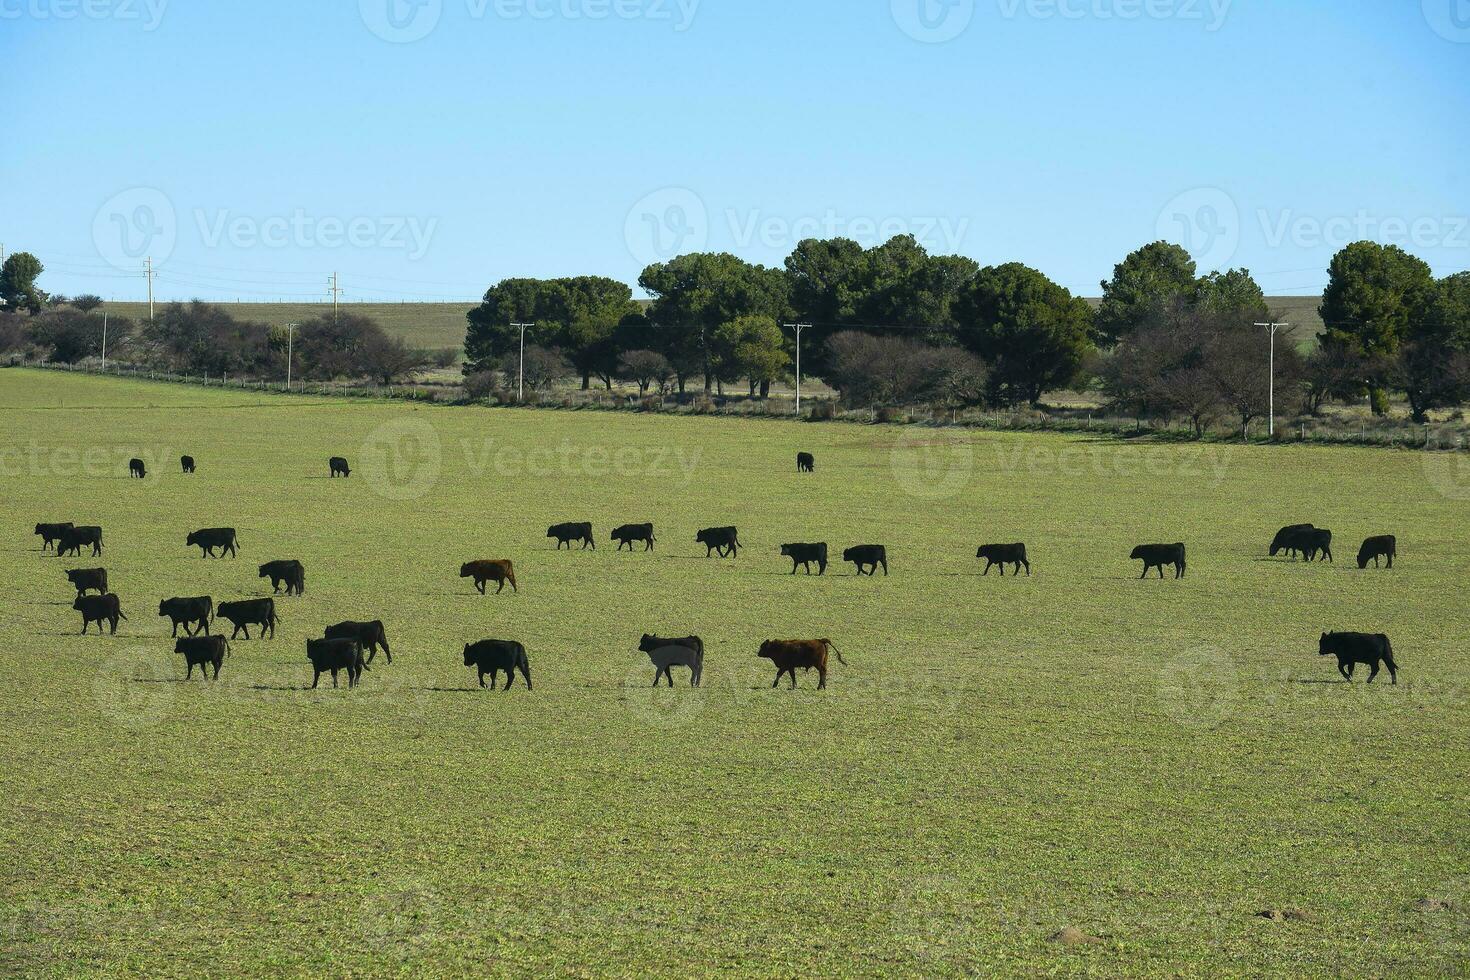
[2,0,1467,305]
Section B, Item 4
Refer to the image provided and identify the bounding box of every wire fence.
[13,357,1468,453]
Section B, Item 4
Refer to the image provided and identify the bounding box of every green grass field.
[1,367,1465,977]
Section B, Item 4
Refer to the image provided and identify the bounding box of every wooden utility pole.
[512,323,534,401]
[328,272,342,323]
[784,323,811,415]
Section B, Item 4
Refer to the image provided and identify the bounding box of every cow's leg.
[1338,662,1352,682]
[1388,663,1397,684]
[312,670,321,689]
[503,670,514,691]
[109,616,118,635]
[771,671,781,689]
[186,662,194,679]
[495,579,505,595]
[211,660,220,680]
[171,621,179,638]
[1367,662,1380,684]
[478,670,487,688]
[476,579,486,595]
[331,669,339,688]
[817,667,827,690]
[241,625,250,639]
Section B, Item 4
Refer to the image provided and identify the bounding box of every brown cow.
[758,639,847,690]
[460,559,517,595]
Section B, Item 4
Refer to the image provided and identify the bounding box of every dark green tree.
[1095,241,1197,344]
[956,262,1094,407]
[0,252,47,315]
[1319,242,1435,415]
[639,253,789,393]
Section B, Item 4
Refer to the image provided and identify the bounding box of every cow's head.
[1129,546,1145,560]
[546,527,557,538]
[72,596,86,611]
[158,599,170,615]
[174,639,188,654]
[638,634,657,653]
[258,565,270,577]
[1318,633,1333,655]
[186,532,199,546]
[459,563,474,577]
[757,640,776,660]
[463,644,476,667]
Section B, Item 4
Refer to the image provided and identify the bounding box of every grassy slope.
[104,302,473,352]
[0,368,1464,977]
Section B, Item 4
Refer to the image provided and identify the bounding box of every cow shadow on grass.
[247,683,313,692]
[416,687,484,695]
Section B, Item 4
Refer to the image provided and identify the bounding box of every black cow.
[329,456,351,477]
[548,522,595,550]
[611,523,656,551]
[159,596,213,637]
[977,543,1030,576]
[187,527,238,558]
[1320,632,1398,684]
[797,452,815,473]
[325,621,392,664]
[306,637,367,688]
[1299,528,1333,563]
[65,568,107,596]
[57,526,103,558]
[1270,523,1315,558]
[696,527,740,558]
[180,455,196,474]
[1358,535,1397,569]
[1132,543,1186,579]
[73,593,126,635]
[128,458,146,479]
[216,598,277,639]
[463,640,532,690]
[844,545,888,576]
[259,559,305,595]
[35,522,73,552]
[638,634,703,687]
[781,543,828,575]
[176,635,228,680]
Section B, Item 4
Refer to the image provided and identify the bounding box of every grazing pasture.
[0,367,1466,976]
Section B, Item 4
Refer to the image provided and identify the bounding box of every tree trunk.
[581,372,591,391]
[760,379,770,398]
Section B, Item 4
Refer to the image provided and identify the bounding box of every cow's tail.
[823,640,846,665]
[1382,635,1397,668]
[118,610,129,620]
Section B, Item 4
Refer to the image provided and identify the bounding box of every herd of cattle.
[30,451,1405,690]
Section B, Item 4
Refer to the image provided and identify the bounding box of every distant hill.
[105,302,474,352]
[103,296,1325,354]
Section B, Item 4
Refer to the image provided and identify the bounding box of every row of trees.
[1,256,445,385]
[462,237,1468,424]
